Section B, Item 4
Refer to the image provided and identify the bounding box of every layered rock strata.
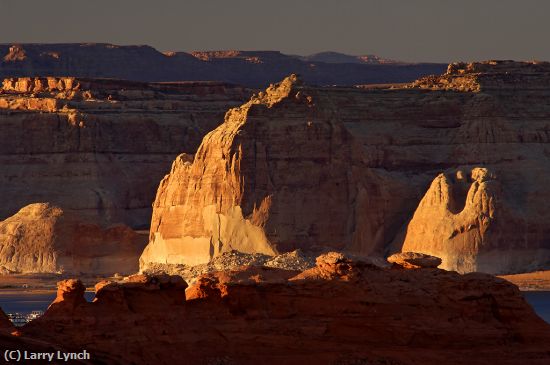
[0,77,249,228]
[0,203,147,275]
[20,254,550,365]
[143,61,550,274]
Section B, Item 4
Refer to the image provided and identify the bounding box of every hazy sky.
[0,0,548,62]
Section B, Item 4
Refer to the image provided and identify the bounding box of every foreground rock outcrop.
[0,77,249,229]
[19,254,550,365]
[0,203,147,275]
[142,61,550,274]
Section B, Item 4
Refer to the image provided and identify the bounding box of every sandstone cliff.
[0,203,147,275]
[143,61,550,274]
[20,254,550,365]
[0,77,249,229]
[0,43,446,87]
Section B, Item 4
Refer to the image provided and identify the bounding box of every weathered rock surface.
[0,203,147,275]
[143,61,550,274]
[387,252,442,269]
[0,43,446,88]
[0,77,249,228]
[397,62,550,273]
[20,254,550,365]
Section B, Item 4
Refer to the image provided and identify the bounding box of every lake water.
[0,291,95,314]
[523,291,550,323]
[0,290,549,323]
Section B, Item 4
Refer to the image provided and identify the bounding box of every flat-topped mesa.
[0,43,446,87]
[412,60,550,91]
[0,77,250,229]
[143,64,550,274]
[191,50,290,64]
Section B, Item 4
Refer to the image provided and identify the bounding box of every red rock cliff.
[20,254,550,365]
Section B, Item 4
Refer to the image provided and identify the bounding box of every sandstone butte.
[0,76,249,230]
[142,61,550,275]
[0,253,545,365]
[0,203,147,275]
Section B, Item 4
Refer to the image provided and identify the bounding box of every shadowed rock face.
[0,43,446,88]
[142,62,550,274]
[20,255,550,365]
[0,77,250,229]
[0,203,147,275]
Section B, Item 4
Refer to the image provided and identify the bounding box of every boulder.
[50,279,87,310]
[387,252,442,269]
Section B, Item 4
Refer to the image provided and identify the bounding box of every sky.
[0,0,548,63]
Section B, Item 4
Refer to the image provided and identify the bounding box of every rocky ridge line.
[15,253,550,365]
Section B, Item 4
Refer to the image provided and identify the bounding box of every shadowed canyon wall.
[0,77,250,229]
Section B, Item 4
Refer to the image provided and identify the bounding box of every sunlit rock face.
[143,61,550,274]
[0,203,147,275]
[0,77,250,229]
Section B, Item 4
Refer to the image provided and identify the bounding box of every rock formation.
[387,252,442,269]
[0,43,446,87]
[298,51,400,64]
[143,61,550,274]
[20,254,550,365]
[0,203,147,275]
[0,77,249,229]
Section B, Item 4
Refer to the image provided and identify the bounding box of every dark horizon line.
[1,42,449,62]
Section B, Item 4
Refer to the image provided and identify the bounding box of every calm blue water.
[0,291,95,314]
[523,291,550,323]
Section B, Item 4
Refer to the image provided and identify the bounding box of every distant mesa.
[190,50,289,64]
[298,51,401,64]
[189,50,402,65]
[0,43,446,87]
[412,59,550,91]
[3,45,27,62]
